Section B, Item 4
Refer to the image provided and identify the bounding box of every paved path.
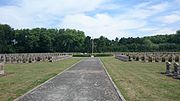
[15,58,122,101]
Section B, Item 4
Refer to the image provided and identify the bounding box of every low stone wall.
[115,55,129,62]
[48,55,72,62]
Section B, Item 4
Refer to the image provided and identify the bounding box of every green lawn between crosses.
[101,57,180,101]
[0,57,82,101]
[1,56,180,101]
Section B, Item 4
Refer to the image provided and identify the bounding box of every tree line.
[0,24,180,53]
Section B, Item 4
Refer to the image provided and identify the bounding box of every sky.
[0,0,180,39]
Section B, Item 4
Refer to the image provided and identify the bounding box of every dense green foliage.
[73,53,113,57]
[93,53,113,57]
[0,24,15,53]
[73,54,91,57]
[0,24,180,53]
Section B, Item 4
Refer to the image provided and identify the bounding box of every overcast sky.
[0,0,180,39]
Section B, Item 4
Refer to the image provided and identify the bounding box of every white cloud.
[20,0,107,15]
[152,28,175,35]
[158,13,180,24]
[148,2,168,11]
[138,27,176,36]
[125,2,169,19]
[138,27,158,32]
[0,0,109,28]
[60,13,146,38]
[0,0,147,38]
[57,2,171,38]
[0,0,179,39]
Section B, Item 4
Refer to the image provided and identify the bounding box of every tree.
[0,24,180,53]
[53,29,85,52]
[174,30,180,44]
[143,39,158,51]
[0,24,15,53]
[83,36,92,53]
[15,29,30,52]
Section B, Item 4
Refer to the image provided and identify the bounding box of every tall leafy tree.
[0,24,180,53]
[83,36,92,53]
[0,24,15,53]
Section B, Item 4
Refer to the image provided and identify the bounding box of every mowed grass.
[0,57,82,101]
[101,57,180,101]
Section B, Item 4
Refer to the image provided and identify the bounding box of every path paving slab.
[15,58,122,101]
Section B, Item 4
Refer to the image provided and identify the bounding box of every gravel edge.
[99,58,126,101]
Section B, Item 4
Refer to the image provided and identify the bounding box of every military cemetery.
[0,0,180,101]
[0,51,179,100]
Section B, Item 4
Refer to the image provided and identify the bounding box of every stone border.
[99,58,126,101]
[14,59,83,101]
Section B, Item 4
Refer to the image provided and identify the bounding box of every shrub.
[94,53,113,57]
[73,54,91,57]
[72,53,113,57]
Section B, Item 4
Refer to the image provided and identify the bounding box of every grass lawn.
[101,57,180,101]
[0,57,82,101]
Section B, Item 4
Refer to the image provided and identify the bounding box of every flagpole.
[91,36,94,57]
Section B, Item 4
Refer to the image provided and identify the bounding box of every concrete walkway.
[15,58,122,101]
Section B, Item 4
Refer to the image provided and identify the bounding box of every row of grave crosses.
[0,53,72,76]
[166,62,180,79]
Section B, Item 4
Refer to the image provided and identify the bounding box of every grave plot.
[164,62,180,79]
[0,53,72,64]
[115,52,180,80]
[0,53,72,77]
[101,57,180,101]
[0,57,81,101]
[114,52,180,63]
